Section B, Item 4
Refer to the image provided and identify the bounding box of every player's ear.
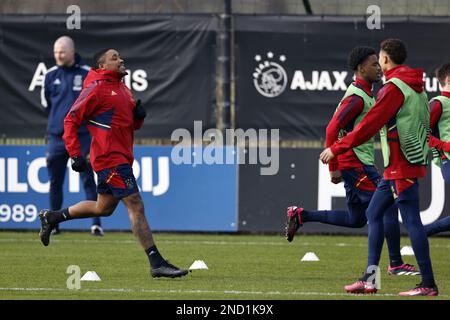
[357,64,364,75]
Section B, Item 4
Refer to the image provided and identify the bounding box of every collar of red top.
[383,65,425,93]
[384,65,404,80]
[354,77,373,97]
[441,91,450,98]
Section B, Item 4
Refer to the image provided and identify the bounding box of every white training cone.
[401,246,415,256]
[80,271,101,281]
[189,260,209,270]
[301,252,320,261]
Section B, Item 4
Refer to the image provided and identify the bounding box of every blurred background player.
[286,46,418,276]
[426,62,450,236]
[39,48,188,278]
[320,39,438,296]
[41,36,103,236]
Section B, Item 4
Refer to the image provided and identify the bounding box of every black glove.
[71,156,86,172]
[133,99,147,119]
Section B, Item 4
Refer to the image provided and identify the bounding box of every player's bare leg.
[39,193,119,246]
[122,192,188,278]
[68,193,119,218]
[122,192,155,249]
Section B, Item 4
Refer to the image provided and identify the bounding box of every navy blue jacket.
[41,54,90,136]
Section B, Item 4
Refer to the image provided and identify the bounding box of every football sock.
[47,208,72,224]
[366,180,396,269]
[389,259,404,268]
[396,182,436,288]
[398,203,436,287]
[358,271,375,283]
[146,245,165,268]
[301,206,366,228]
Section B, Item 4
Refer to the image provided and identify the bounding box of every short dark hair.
[435,62,450,85]
[92,48,112,68]
[380,38,407,65]
[347,46,377,71]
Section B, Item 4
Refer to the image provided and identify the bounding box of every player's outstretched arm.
[329,84,403,157]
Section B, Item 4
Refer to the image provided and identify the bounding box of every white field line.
[0,286,419,297]
[1,238,450,249]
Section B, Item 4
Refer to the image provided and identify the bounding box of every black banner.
[0,15,216,138]
[235,16,450,140]
[238,148,450,235]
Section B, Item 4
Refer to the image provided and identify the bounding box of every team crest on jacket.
[73,74,83,91]
[125,178,135,189]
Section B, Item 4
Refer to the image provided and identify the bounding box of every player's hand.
[330,170,342,184]
[133,99,147,119]
[71,156,86,172]
[320,148,335,164]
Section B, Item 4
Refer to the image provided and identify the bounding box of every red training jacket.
[330,65,427,180]
[63,69,144,172]
[326,77,373,172]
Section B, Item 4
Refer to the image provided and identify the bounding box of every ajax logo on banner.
[253,52,287,98]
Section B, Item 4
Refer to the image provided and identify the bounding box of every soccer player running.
[38,48,188,278]
[285,46,418,276]
[320,39,438,296]
[42,36,103,236]
[425,62,450,236]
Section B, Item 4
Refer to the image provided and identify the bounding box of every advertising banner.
[235,16,450,139]
[238,148,448,234]
[0,15,216,138]
[0,146,238,232]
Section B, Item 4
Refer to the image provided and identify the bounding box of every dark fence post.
[216,0,231,133]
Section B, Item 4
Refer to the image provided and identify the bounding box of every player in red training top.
[286,46,417,277]
[425,62,450,236]
[38,48,188,279]
[320,39,438,296]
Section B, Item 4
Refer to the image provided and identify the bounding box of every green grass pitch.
[0,231,449,300]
